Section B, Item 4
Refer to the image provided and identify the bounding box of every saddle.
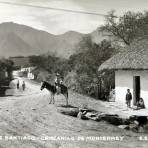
[56,85,61,94]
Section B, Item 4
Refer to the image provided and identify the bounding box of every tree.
[0,59,14,87]
[75,35,94,53]
[100,10,148,45]
[29,55,45,68]
[4,59,14,79]
[69,36,116,97]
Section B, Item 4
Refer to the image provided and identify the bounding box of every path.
[0,77,147,148]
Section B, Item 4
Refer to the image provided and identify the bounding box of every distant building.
[99,37,148,107]
[20,67,36,79]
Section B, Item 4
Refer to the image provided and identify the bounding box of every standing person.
[22,81,26,91]
[17,80,19,89]
[125,89,132,108]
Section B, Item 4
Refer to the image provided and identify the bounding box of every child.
[125,89,132,108]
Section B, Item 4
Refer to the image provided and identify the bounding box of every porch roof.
[98,37,148,71]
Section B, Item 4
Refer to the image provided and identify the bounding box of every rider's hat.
[56,72,60,76]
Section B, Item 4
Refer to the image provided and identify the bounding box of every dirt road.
[0,77,147,148]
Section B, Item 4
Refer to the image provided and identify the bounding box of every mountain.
[0,32,35,57]
[0,22,105,59]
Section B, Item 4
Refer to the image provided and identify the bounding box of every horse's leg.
[52,94,55,104]
[64,91,68,106]
[49,92,53,104]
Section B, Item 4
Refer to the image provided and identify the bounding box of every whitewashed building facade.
[99,38,148,108]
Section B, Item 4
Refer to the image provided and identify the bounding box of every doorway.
[133,76,140,105]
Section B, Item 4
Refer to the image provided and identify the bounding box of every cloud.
[0,3,47,30]
[0,0,147,34]
[0,0,104,34]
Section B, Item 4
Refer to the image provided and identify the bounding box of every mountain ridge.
[0,22,105,59]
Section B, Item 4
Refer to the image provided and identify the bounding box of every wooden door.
[133,76,140,105]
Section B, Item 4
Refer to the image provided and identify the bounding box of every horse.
[40,81,68,105]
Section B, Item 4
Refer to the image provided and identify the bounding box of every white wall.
[27,72,35,80]
[115,70,148,108]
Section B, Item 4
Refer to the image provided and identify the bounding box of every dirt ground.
[0,77,147,148]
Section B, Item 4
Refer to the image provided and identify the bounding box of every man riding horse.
[40,72,68,105]
[54,72,63,94]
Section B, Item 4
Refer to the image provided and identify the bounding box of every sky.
[0,0,148,34]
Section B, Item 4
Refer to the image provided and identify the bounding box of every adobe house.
[98,37,148,108]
